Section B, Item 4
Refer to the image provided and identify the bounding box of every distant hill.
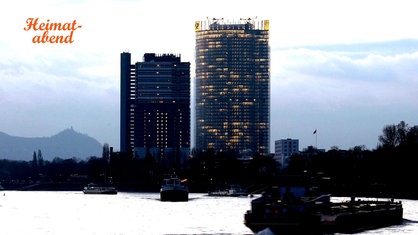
[0,128,103,161]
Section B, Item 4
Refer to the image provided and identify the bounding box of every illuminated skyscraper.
[120,52,190,166]
[194,18,270,155]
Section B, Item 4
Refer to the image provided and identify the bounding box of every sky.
[1,0,418,153]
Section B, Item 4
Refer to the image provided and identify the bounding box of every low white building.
[275,138,299,168]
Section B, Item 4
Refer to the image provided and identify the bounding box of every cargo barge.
[244,186,403,235]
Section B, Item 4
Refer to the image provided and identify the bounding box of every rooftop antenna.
[207,17,224,24]
[240,17,256,24]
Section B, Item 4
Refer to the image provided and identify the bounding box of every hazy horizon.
[1,0,418,152]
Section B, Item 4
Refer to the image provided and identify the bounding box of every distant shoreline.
[2,181,417,200]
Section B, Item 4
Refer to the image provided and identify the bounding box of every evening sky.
[1,0,417,152]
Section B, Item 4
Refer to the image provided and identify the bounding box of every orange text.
[24,18,82,44]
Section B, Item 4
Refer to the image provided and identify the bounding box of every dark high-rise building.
[194,18,270,156]
[120,52,135,154]
[120,52,190,166]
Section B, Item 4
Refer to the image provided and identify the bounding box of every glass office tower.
[121,52,190,166]
[195,18,270,156]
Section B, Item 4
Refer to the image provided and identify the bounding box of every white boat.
[160,174,188,202]
[83,183,117,195]
[208,184,248,197]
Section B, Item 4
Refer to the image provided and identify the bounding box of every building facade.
[194,18,270,155]
[274,138,299,168]
[120,52,136,154]
[120,52,190,166]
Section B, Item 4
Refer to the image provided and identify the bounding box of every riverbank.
[3,181,418,200]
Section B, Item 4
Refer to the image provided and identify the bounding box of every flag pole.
[313,129,317,149]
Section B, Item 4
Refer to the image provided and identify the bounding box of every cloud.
[0,47,119,146]
[2,0,418,153]
[270,40,418,150]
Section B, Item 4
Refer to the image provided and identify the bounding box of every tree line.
[285,121,418,199]
[0,121,417,198]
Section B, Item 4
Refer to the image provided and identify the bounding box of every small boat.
[208,184,248,197]
[160,174,188,202]
[244,186,403,235]
[83,183,117,195]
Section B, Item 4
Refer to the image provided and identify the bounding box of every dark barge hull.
[244,213,323,235]
[244,200,403,235]
[83,190,118,195]
[330,205,403,234]
[160,190,188,202]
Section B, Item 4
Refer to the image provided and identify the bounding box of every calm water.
[0,191,417,235]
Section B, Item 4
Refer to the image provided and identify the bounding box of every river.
[0,191,416,234]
